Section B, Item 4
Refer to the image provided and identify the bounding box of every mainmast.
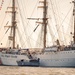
[28,0,48,48]
[12,0,16,48]
[43,0,47,48]
[36,0,48,48]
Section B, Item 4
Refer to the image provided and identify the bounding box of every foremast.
[6,0,17,49]
[12,0,16,49]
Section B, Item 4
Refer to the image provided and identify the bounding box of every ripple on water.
[0,66,75,75]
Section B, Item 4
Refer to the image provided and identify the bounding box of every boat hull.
[1,50,75,67]
[0,53,29,66]
[17,59,39,67]
[0,53,39,66]
[36,50,75,67]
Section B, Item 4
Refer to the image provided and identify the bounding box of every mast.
[28,0,48,48]
[43,0,47,48]
[5,0,17,48]
[12,0,16,48]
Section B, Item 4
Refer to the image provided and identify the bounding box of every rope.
[16,0,31,47]
[17,0,39,48]
[48,0,73,45]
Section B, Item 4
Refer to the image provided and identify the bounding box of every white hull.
[36,50,75,67]
[0,53,29,66]
[1,49,75,67]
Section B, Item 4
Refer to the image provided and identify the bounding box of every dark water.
[0,66,75,75]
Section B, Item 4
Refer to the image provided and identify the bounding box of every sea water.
[0,66,75,75]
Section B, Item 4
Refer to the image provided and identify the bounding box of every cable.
[48,0,73,45]
[17,0,39,48]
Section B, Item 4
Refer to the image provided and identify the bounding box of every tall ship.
[0,0,75,67]
[34,0,75,67]
[0,0,39,66]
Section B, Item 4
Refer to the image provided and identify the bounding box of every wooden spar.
[12,0,16,48]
